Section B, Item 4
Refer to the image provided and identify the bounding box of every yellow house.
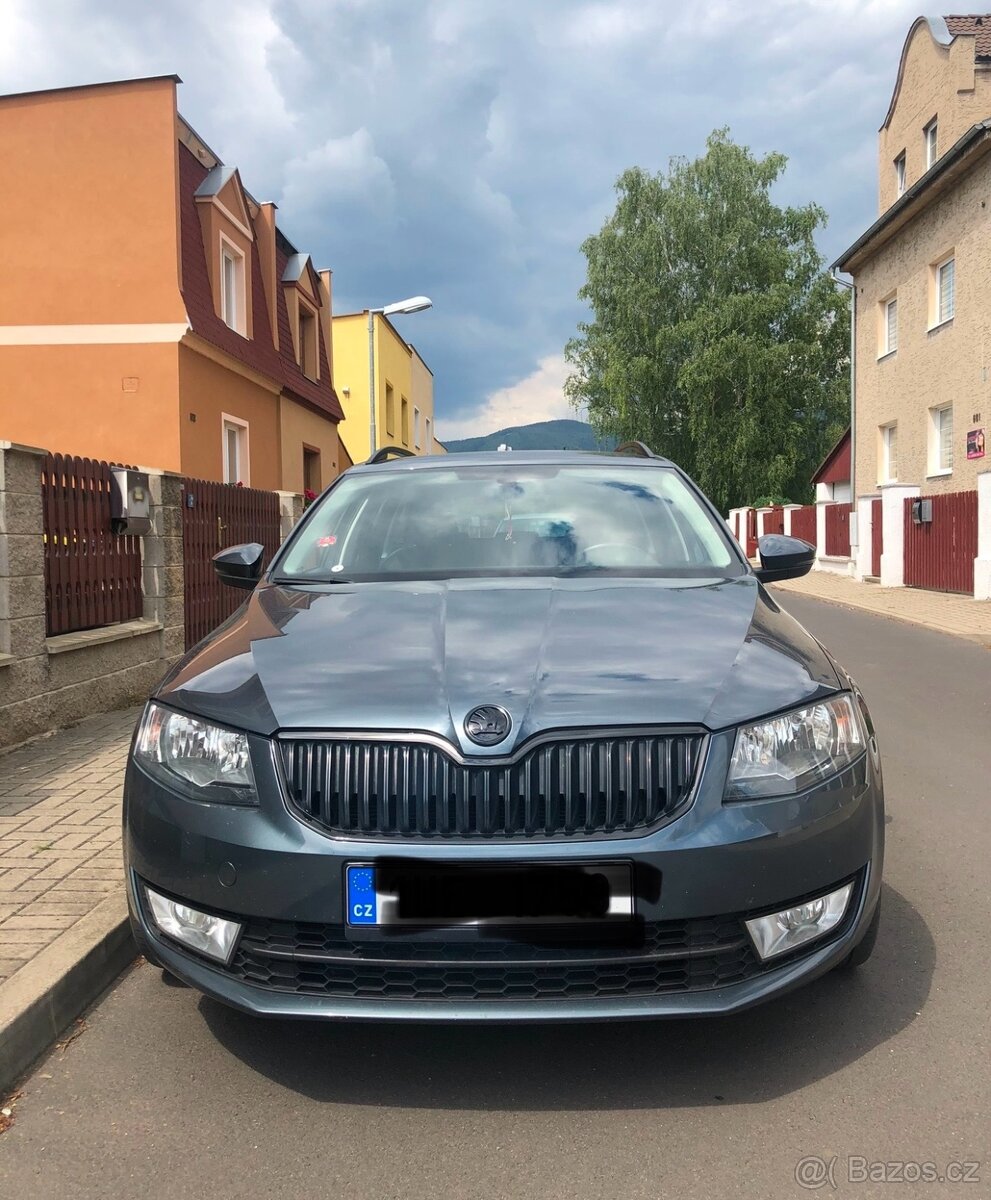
[332,312,440,462]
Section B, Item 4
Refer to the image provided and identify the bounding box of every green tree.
[565,130,849,511]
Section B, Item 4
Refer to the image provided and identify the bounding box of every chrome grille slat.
[279,732,704,840]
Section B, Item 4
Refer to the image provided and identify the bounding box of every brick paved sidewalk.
[772,571,991,645]
[0,707,140,985]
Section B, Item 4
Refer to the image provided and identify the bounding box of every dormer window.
[220,239,246,335]
[925,119,938,169]
[894,152,906,196]
[297,301,318,380]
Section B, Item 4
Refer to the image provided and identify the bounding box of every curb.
[770,583,991,647]
[0,889,134,1093]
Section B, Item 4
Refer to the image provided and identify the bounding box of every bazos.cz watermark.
[794,1155,981,1189]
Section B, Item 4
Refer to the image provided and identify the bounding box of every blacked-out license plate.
[345,862,634,928]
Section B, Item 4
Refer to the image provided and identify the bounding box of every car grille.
[225,915,760,1001]
[278,731,705,840]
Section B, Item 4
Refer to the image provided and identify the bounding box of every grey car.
[123,445,883,1021]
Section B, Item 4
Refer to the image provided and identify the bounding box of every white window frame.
[413,405,421,449]
[932,254,955,327]
[425,416,432,451]
[927,404,954,476]
[222,413,250,486]
[879,423,898,484]
[880,295,898,357]
[894,152,906,197]
[219,235,246,336]
[925,119,938,169]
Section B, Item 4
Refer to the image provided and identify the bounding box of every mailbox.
[110,467,152,536]
[911,497,933,525]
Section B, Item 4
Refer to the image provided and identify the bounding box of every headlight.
[726,693,865,800]
[134,703,257,804]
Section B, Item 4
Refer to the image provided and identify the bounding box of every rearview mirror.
[213,543,265,590]
[753,534,815,584]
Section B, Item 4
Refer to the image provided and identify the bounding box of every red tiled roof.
[177,143,343,422]
[945,14,991,59]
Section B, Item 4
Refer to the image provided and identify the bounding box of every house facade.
[332,312,439,463]
[835,16,991,501]
[0,75,344,491]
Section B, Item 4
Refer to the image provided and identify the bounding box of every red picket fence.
[745,509,757,558]
[762,506,785,536]
[181,478,282,648]
[903,490,978,594]
[790,505,817,545]
[871,497,883,578]
[41,454,144,637]
[824,503,852,557]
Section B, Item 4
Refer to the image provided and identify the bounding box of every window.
[297,304,318,380]
[879,424,897,484]
[925,120,938,169]
[414,406,421,449]
[881,296,898,356]
[220,242,245,335]
[425,416,432,451]
[385,383,396,437]
[303,446,321,494]
[894,152,906,196]
[928,405,954,474]
[401,396,409,446]
[934,256,955,325]
[222,416,249,485]
[277,464,741,583]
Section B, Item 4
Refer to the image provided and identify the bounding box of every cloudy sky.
[3,0,926,436]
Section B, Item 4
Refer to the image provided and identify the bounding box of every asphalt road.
[2,596,989,1200]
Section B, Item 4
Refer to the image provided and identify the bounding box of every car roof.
[350,450,676,473]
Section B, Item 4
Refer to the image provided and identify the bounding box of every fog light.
[145,886,241,963]
[745,882,853,961]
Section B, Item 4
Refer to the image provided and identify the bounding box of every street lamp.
[367,296,433,454]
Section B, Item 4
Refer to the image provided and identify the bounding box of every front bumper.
[123,726,884,1021]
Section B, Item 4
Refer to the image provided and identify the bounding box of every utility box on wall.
[110,467,152,536]
[911,497,933,526]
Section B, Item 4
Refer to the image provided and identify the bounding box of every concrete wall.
[278,396,343,494]
[0,444,185,750]
[852,152,991,502]
[177,343,281,489]
[0,78,188,467]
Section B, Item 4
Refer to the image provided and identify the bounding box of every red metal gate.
[824,503,852,557]
[181,478,283,648]
[763,506,785,536]
[790,505,817,545]
[871,498,883,578]
[903,491,977,594]
[41,453,143,637]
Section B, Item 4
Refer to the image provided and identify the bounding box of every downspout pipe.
[833,269,855,504]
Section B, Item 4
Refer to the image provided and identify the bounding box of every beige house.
[835,15,991,500]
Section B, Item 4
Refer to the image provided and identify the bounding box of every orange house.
[0,75,344,492]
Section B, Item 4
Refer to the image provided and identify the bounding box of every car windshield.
[276,463,740,581]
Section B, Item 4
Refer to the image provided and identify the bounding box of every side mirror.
[753,534,815,584]
[213,543,265,590]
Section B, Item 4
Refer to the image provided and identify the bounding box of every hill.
[443,419,616,454]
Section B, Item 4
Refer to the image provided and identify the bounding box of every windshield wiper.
[270,575,355,585]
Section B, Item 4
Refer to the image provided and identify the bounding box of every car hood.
[157,576,840,751]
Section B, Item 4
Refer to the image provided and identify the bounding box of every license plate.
[345,862,634,928]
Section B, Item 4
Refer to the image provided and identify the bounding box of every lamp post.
[367,296,433,455]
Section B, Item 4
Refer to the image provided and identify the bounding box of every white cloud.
[281,128,395,216]
[439,354,578,440]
